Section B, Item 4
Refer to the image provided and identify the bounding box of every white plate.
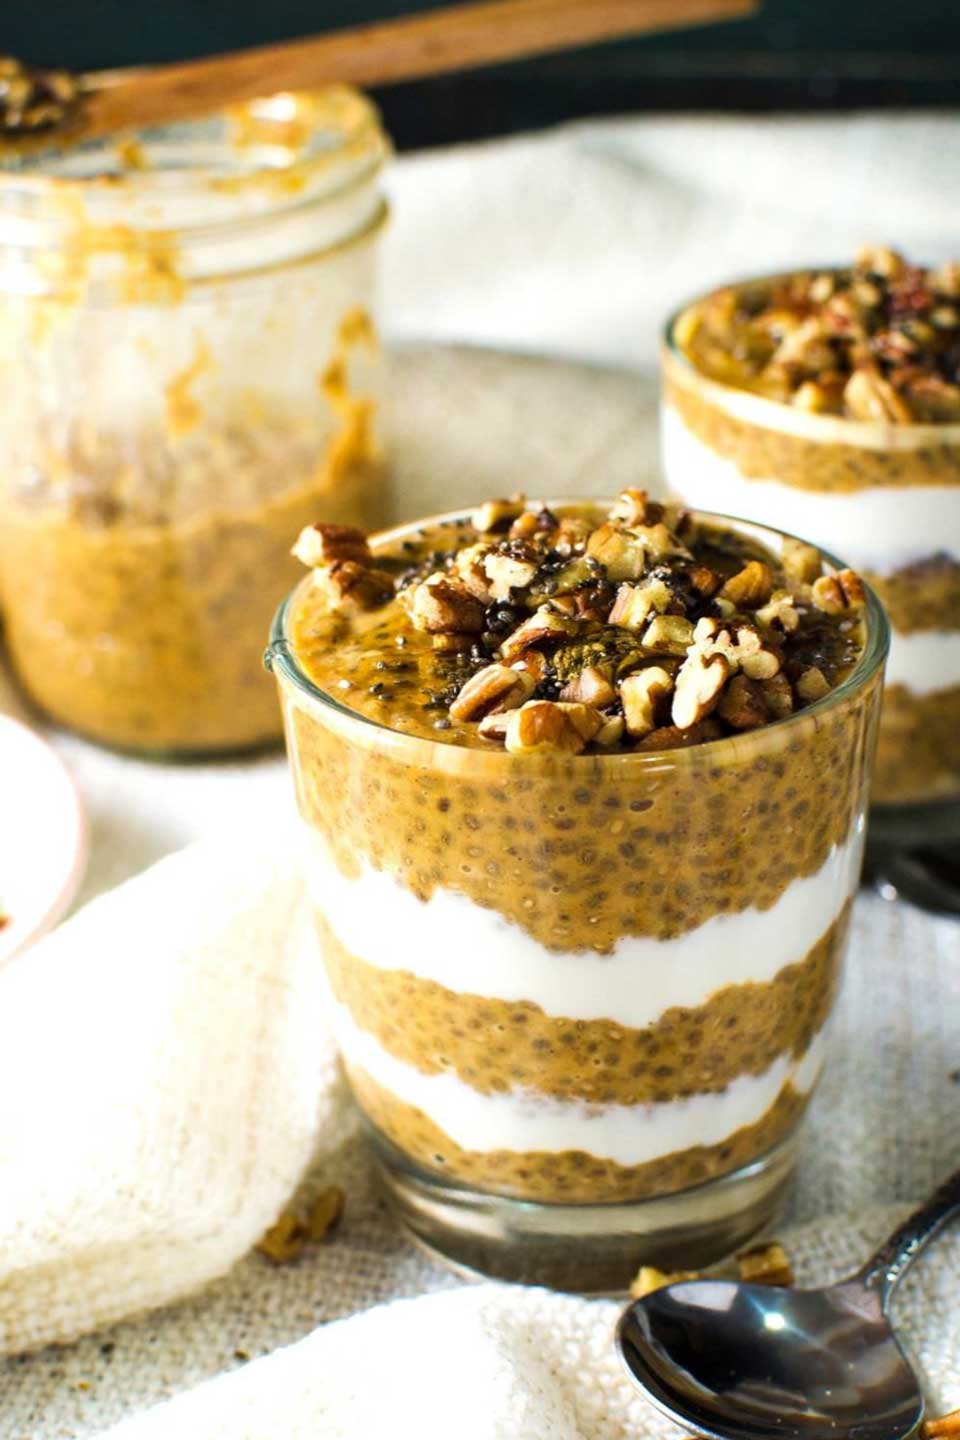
[0,716,88,965]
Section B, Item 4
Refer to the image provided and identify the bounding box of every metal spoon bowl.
[618,1166,960,1440]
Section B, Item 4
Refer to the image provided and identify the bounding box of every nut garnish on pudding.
[279,498,881,1207]
[665,248,960,809]
[674,247,960,421]
[289,496,864,754]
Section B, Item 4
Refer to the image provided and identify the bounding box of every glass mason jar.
[268,507,887,1291]
[0,87,390,754]
[663,281,960,849]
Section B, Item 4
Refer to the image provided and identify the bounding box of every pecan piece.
[449,664,535,721]
[620,666,674,738]
[313,561,394,613]
[755,589,801,633]
[811,569,866,615]
[292,522,370,567]
[454,542,494,603]
[720,560,775,609]
[717,674,768,730]
[642,614,695,656]
[672,650,731,728]
[923,1409,960,1439]
[499,604,579,662]
[795,666,831,703]
[586,523,648,581]
[609,487,663,527]
[760,672,795,719]
[694,617,782,680]
[554,514,593,555]
[629,1264,700,1300]
[736,1241,794,1287]
[844,365,913,423]
[472,495,525,533]
[608,578,672,631]
[306,1186,346,1241]
[559,665,616,707]
[635,719,723,751]
[854,245,905,280]
[409,574,485,634]
[504,700,601,755]
[483,550,538,601]
[781,538,822,585]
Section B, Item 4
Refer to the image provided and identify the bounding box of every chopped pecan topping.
[301,499,865,755]
[677,249,960,421]
[313,561,394,613]
[559,664,616,707]
[795,666,831,703]
[620,666,674,737]
[811,569,866,614]
[608,578,672,630]
[844,365,913,423]
[586,523,648,581]
[635,719,724,751]
[409,574,486,634]
[781,537,823,585]
[643,613,696,656]
[754,589,801,633]
[760,672,795,719]
[472,495,525,533]
[609,487,663,527]
[692,616,782,680]
[483,550,539,601]
[292,522,371,568]
[718,674,768,730]
[671,650,731,728]
[499,604,579,662]
[503,700,602,755]
[720,560,775,609]
[454,542,494,603]
[553,514,593,555]
[449,664,535,721]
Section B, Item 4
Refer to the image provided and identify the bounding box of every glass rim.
[663,265,960,446]
[266,500,890,767]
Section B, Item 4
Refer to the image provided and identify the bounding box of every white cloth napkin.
[0,834,346,1355]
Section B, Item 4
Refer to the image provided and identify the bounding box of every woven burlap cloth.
[3,343,958,1437]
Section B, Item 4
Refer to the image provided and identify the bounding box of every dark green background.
[6,1,959,148]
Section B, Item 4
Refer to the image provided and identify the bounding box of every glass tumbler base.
[370,1126,800,1294]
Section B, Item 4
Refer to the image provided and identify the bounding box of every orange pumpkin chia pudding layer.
[663,248,960,812]
[348,1068,808,1204]
[271,495,885,1208]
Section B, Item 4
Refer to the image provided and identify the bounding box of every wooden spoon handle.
[81,0,758,141]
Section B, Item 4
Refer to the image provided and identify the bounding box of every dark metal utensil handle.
[856,1165,960,1308]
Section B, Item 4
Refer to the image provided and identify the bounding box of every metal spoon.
[617,1165,960,1440]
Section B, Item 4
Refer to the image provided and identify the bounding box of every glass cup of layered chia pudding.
[663,249,960,888]
[267,491,887,1289]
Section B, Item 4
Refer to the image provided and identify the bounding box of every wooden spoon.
[1,0,758,151]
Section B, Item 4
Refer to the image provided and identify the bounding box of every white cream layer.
[306,827,861,1029]
[662,404,960,578]
[884,630,960,696]
[332,999,825,1165]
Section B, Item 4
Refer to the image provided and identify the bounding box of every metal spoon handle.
[856,1165,960,1306]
